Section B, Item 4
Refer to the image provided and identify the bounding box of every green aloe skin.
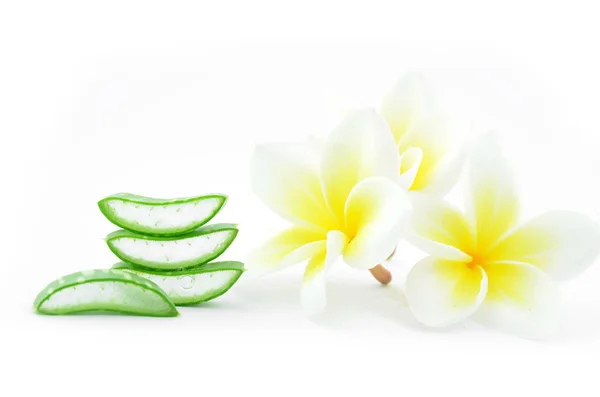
[113,261,245,305]
[105,223,239,270]
[98,193,228,236]
[33,269,179,317]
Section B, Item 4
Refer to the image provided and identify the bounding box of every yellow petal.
[467,133,519,252]
[246,227,326,273]
[301,231,348,315]
[408,193,473,262]
[476,261,559,338]
[487,211,600,281]
[302,230,347,282]
[320,109,400,223]
[381,72,430,144]
[405,257,487,327]
[398,147,423,190]
[252,142,339,232]
[399,116,454,191]
[343,177,411,269]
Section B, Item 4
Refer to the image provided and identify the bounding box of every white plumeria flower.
[382,72,465,196]
[248,109,412,315]
[404,133,600,338]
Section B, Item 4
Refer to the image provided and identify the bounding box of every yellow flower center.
[465,252,486,269]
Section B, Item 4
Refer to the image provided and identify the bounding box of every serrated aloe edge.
[113,261,245,305]
[105,223,238,270]
[98,193,227,237]
[33,269,179,317]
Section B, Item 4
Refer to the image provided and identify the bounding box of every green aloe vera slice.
[98,193,227,236]
[113,261,245,305]
[33,269,178,317]
[105,223,238,270]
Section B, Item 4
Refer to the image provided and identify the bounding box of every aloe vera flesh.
[98,193,227,236]
[113,261,244,305]
[105,223,238,270]
[33,269,178,317]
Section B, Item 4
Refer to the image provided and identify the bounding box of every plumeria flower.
[248,109,412,314]
[381,72,465,196]
[366,73,467,282]
[404,133,600,337]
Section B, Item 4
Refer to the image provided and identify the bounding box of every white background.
[2,1,600,396]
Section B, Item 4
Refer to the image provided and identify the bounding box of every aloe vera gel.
[34,269,178,317]
[113,261,244,305]
[106,224,238,270]
[98,193,227,236]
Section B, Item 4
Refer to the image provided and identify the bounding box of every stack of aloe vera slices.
[33,193,244,317]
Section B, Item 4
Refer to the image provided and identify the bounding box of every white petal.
[381,72,431,144]
[399,116,455,192]
[343,177,412,269]
[419,142,467,197]
[474,261,559,339]
[405,257,488,327]
[407,235,473,263]
[324,230,348,266]
[251,142,339,233]
[300,253,327,316]
[279,242,327,269]
[320,109,400,222]
[488,211,600,281]
[301,231,348,315]
[467,133,519,251]
[407,192,473,262]
[398,147,423,190]
[246,227,327,275]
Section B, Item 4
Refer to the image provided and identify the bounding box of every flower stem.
[369,264,392,285]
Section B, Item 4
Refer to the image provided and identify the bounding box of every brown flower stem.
[369,264,392,285]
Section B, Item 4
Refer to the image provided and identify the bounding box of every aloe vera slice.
[113,261,244,305]
[98,193,227,236]
[33,269,178,317]
[106,223,238,270]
